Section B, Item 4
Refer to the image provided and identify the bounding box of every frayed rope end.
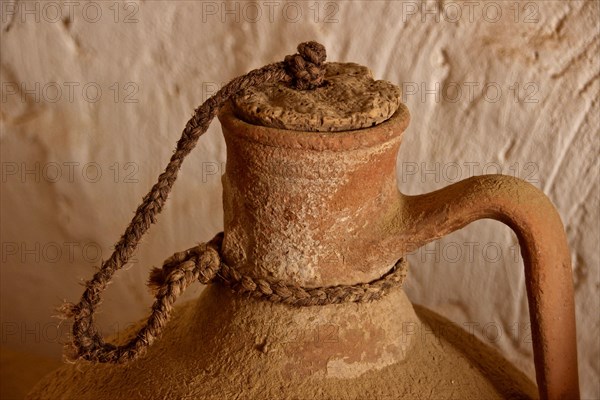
[56,301,78,319]
[62,342,80,364]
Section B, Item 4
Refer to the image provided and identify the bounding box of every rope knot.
[147,239,222,293]
[196,244,221,284]
[284,41,327,90]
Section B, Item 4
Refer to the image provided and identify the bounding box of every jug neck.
[218,102,410,287]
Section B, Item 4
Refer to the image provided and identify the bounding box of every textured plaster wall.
[1,0,598,398]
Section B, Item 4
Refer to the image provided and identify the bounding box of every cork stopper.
[231,62,401,132]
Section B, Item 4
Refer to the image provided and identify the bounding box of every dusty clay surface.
[219,102,411,288]
[3,4,598,398]
[28,286,537,399]
[219,100,578,399]
[231,62,401,132]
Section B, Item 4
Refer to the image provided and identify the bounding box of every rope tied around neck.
[60,233,407,364]
[58,41,406,364]
[148,233,407,307]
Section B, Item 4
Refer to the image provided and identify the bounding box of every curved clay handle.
[389,174,579,400]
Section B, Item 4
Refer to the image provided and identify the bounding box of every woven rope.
[149,233,408,307]
[59,41,406,364]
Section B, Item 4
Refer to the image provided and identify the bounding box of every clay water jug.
[28,42,579,400]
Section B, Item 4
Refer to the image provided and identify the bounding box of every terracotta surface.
[388,176,579,399]
[3,4,597,398]
[219,100,579,399]
[219,101,410,287]
[28,286,537,399]
[25,48,580,400]
[26,94,579,400]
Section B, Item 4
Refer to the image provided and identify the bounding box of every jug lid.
[231,62,401,132]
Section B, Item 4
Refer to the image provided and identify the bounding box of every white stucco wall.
[1,1,598,398]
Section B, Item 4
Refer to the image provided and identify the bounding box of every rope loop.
[56,41,400,364]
